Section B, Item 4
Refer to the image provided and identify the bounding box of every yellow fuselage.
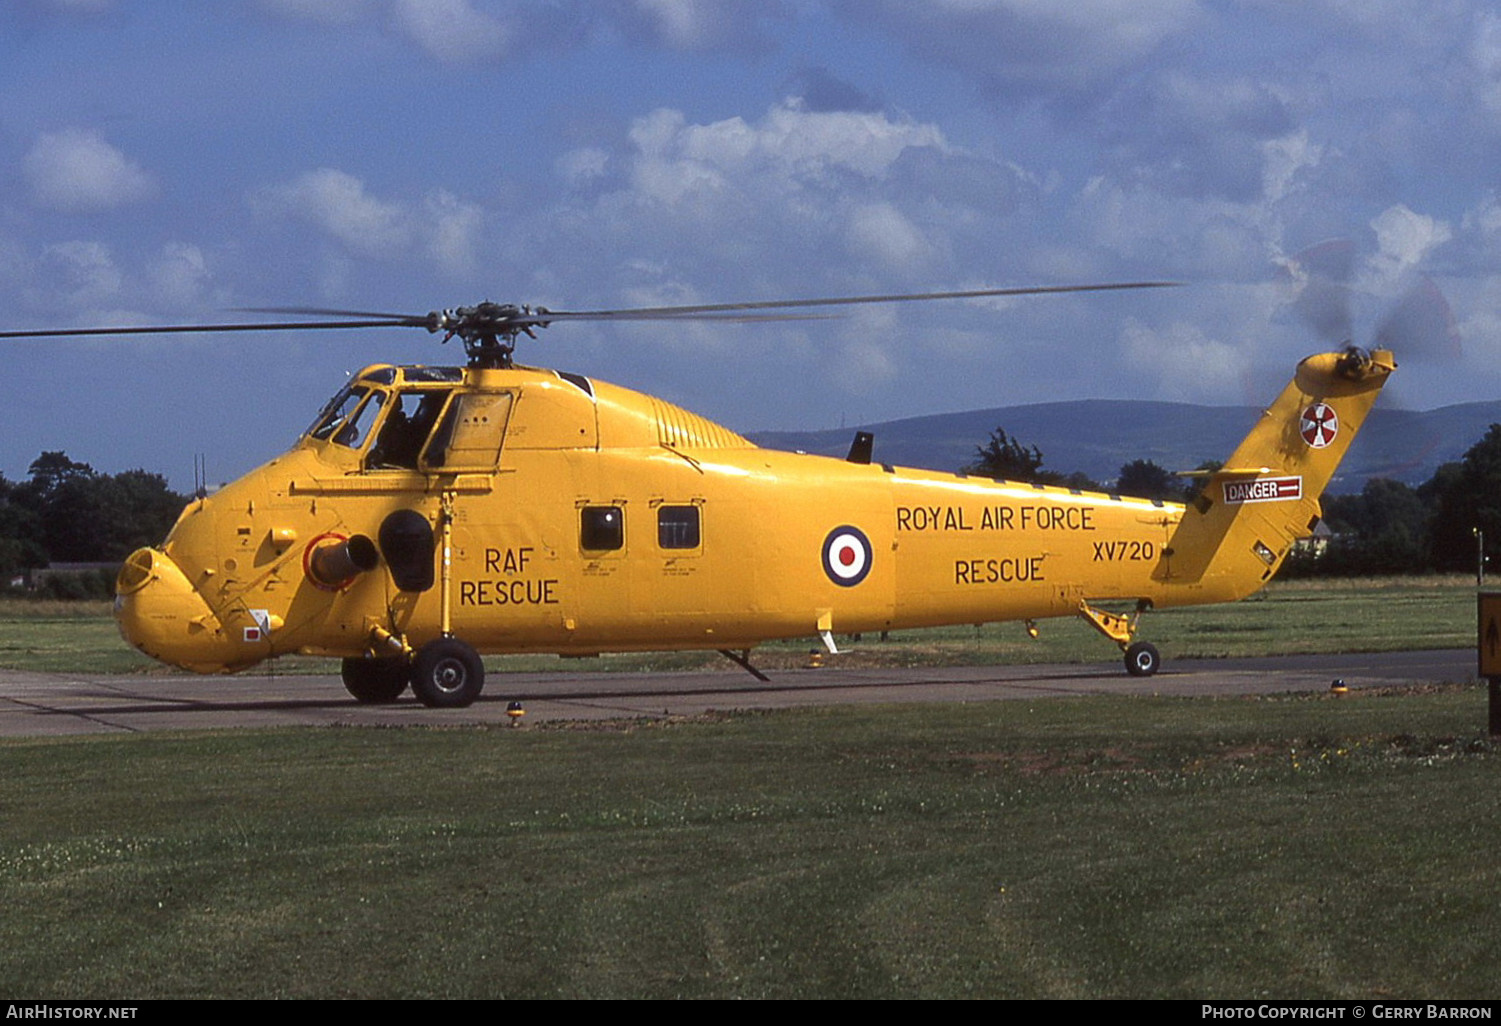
[115,350,1393,674]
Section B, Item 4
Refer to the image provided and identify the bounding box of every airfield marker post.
[1480,592,1501,737]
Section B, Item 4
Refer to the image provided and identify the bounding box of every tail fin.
[1158,348,1395,601]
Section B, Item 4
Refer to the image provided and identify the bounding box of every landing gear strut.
[1078,600,1161,677]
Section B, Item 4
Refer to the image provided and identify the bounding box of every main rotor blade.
[536,281,1180,320]
[0,319,410,340]
[236,306,426,322]
[246,281,1181,326]
[244,306,833,325]
[0,280,1178,340]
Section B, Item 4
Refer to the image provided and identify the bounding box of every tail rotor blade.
[1287,238,1356,344]
[1374,274,1461,361]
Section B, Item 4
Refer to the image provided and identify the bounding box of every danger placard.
[1222,477,1303,504]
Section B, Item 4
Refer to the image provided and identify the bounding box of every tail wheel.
[411,637,485,708]
[341,657,409,703]
[1124,641,1160,678]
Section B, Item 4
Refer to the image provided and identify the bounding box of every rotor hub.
[428,302,554,369]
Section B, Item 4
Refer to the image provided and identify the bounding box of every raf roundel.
[1300,402,1339,449]
[822,526,873,587]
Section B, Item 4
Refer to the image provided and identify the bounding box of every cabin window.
[580,506,624,551]
[419,390,514,473]
[657,505,700,549]
[369,389,450,470]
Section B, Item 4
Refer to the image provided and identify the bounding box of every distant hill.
[749,399,1501,494]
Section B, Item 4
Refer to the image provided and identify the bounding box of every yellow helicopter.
[3,285,1394,707]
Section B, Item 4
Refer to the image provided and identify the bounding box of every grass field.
[0,687,1495,999]
[0,576,1492,998]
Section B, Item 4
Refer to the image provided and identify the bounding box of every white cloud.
[826,335,899,394]
[148,242,215,309]
[392,0,513,62]
[0,235,28,292]
[40,0,115,11]
[1462,192,1501,237]
[260,168,485,278]
[558,147,610,186]
[1367,205,1452,286]
[536,102,996,313]
[845,202,933,269]
[632,0,729,48]
[423,189,484,277]
[23,129,155,213]
[262,0,784,61]
[1470,12,1501,112]
[1071,176,1268,279]
[625,0,788,52]
[259,0,374,22]
[848,0,1200,96]
[37,240,123,309]
[1094,71,1295,203]
[1120,318,1250,403]
[7,238,229,324]
[618,102,951,214]
[264,168,410,256]
[677,103,948,179]
[625,109,728,206]
[1261,130,1323,206]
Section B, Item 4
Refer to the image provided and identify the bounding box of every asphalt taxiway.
[0,649,1476,736]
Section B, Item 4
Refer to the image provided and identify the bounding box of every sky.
[3,0,1500,490]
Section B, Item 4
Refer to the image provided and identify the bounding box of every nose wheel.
[410,637,485,708]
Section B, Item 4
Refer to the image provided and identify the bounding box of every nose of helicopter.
[114,547,243,673]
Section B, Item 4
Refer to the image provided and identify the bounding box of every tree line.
[1,452,185,597]
[966,424,1501,577]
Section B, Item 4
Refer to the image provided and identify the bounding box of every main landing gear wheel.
[1124,641,1160,678]
[341,656,409,703]
[410,637,485,708]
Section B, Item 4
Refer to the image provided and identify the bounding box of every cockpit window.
[335,392,383,448]
[307,385,365,440]
[306,386,384,450]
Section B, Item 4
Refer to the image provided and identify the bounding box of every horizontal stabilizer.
[1176,466,1275,478]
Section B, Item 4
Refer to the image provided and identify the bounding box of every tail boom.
[1151,347,1395,605]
